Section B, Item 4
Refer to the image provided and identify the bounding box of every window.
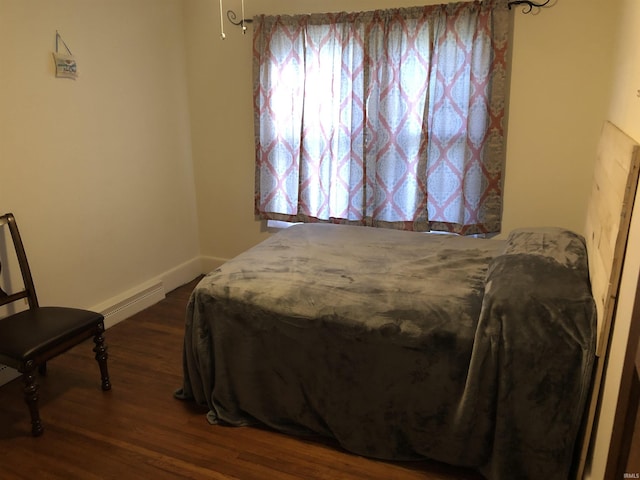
[253,1,511,235]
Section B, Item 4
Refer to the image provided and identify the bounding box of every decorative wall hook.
[219,0,251,38]
[507,0,552,14]
[227,10,252,33]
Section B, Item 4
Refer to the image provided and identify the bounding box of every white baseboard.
[201,256,227,274]
[91,256,205,330]
[96,280,166,329]
[159,257,204,293]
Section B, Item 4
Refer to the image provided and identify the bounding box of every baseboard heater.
[0,363,20,387]
[101,281,165,329]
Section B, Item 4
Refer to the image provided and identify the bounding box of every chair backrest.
[0,213,39,310]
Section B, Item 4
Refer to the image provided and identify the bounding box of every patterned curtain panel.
[253,0,511,234]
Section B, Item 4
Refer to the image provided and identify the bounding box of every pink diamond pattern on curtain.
[253,1,511,234]
[365,9,433,230]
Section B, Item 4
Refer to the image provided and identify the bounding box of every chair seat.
[0,307,104,362]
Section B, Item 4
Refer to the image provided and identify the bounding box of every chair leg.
[22,363,43,437]
[93,328,111,391]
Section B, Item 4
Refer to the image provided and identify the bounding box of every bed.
[176,121,640,480]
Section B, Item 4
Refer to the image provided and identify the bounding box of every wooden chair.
[0,212,110,436]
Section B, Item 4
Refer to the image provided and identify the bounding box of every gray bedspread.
[176,224,596,480]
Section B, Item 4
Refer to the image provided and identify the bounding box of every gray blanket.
[176,224,596,480]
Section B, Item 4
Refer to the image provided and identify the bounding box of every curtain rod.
[226,0,552,29]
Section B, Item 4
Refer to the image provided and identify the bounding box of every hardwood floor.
[0,278,485,480]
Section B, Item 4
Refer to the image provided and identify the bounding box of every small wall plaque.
[53,31,78,79]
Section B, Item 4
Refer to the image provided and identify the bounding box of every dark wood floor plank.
[0,277,484,479]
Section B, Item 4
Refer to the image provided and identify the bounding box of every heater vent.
[0,364,20,386]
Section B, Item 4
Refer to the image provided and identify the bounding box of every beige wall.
[0,0,201,311]
[503,0,619,238]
